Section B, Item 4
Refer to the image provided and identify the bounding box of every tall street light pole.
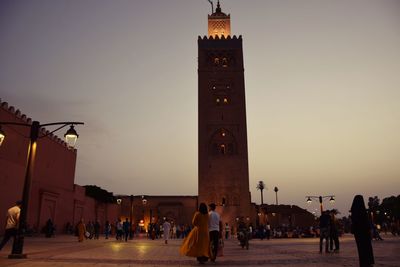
[0,120,83,258]
[130,195,134,239]
[306,195,335,215]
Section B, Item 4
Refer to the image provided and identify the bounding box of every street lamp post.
[306,195,335,214]
[130,195,134,239]
[0,120,83,258]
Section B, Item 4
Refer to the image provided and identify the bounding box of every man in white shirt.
[0,201,21,251]
[208,203,221,262]
[162,218,171,244]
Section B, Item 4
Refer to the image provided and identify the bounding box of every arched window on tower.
[222,57,228,67]
[222,197,226,207]
[220,144,226,154]
[208,129,237,156]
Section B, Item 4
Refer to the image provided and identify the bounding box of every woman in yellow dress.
[180,203,210,264]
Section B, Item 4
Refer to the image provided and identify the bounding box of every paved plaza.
[0,234,399,266]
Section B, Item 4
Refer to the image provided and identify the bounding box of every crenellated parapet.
[198,35,242,41]
[0,99,77,152]
[0,99,32,124]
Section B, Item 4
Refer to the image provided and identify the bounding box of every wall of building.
[0,100,119,235]
[116,195,198,231]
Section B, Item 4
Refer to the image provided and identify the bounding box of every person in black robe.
[350,195,375,267]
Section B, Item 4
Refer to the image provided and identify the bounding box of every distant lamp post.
[142,195,147,205]
[0,120,83,259]
[129,195,134,239]
[141,195,148,229]
[306,195,335,214]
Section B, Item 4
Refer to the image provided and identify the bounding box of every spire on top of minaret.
[208,0,231,38]
[215,1,222,13]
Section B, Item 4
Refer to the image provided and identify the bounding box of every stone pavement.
[0,234,399,266]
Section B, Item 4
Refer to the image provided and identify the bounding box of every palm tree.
[274,186,279,205]
[256,181,266,205]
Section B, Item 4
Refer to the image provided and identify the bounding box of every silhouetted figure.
[123,218,130,242]
[104,221,111,239]
[45,219,55,238]
[94,220,100,239]
[329,210,340,252]
[351,195,375,267]
[319,210,331,253]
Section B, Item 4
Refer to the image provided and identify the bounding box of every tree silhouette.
[84,185,116,203]
[274,186,279,205]
[256,181,266,205]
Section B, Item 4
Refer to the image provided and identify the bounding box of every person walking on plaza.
[180,203,210,264]
[77,218,86,242]
[116,219,123,241]
[266,222,271,240]
[225,223,230,239]
[0,201,21,251]
[86,221,94,239]
[208,203,221,262]
[45,218,55,238]
[123,218,130,242]
[351,195,375,267]
[163,218,171,244]
[329,209,340,252]
[319,210,331,253]
[94,220,100,240]
[104,220,111,239]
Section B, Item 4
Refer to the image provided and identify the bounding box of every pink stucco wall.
[0,100,118,235]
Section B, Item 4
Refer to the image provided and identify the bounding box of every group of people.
[180,203,222,264]
[319,209,340,253]
[147,221,192,240]
[0,196,378,267]
[76,218,129,242]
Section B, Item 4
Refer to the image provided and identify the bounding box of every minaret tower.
[198,1,252,225]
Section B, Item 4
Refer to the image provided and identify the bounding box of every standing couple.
[180,202,222,264]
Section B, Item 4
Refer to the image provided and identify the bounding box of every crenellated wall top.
[198,35,242,41]
[0,99,77,152]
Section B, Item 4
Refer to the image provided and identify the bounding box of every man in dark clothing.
[329,210,340,252]
[94,220,100,239]
[319,210,331,253]
[123,218,130,242]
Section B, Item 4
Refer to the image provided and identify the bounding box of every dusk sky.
[1,0,399,216]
